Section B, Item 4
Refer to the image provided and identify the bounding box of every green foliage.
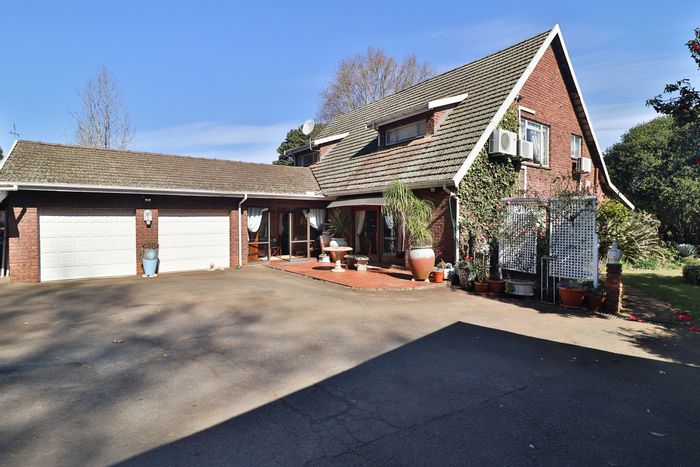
[682,264,700,285]
[677,244,698,258]
[647,28,700,126]
[458,108,520,256]
[382,181,434,247]
[605,117,700,244]
[274,127,308,166]
[596,200,669,267]
[327,209,352,237]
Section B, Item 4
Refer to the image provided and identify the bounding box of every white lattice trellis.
[548,197,597,280]
[498,200,544,274]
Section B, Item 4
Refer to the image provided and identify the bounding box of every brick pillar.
[8,207,40,282]
[135,208,158,275]
[605,263,623,313]
[230,207,248,268]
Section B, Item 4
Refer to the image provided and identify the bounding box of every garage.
[39,209,136,282]
[157,210,231,273]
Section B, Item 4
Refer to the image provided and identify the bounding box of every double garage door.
[39,209,230,281]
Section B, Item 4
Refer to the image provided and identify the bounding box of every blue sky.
[0,1,697,163]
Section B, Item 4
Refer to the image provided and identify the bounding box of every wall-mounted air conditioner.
[517,140,534,161]
[576,157,593,173]
[489,128,517,157]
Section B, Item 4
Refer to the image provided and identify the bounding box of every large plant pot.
[488,279,505,295]
[586,293,606,312]
[505,279,535,297]
[328,238,348,261]
[142,258,158,277]
[474,282,489,294]
[559,286,586,308]
[408,246,435,281]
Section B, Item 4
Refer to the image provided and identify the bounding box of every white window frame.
[570,134,582,159]
[385,120,427,146]
[520,118,549,167]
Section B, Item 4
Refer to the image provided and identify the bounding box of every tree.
[318,47,434,122]
[274,127,308,165]
[647,28,700,126]
[71,66,132,149]
[605,117,700,244]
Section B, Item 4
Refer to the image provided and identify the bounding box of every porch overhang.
[326,197,384,208]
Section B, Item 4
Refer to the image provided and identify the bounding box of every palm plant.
[383,181,434,248]
[327,208,352,238]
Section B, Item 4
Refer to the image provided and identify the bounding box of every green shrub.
[682,264,700,285]
[597,200,668,267]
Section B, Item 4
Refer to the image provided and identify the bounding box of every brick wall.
[518,44,605,203]
[6,207,39,282]
[135,208,159,275]
[417,189,456,264]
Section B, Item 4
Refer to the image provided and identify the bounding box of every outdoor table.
[323,246,353,273]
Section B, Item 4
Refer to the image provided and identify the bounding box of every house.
[0,25,631,282]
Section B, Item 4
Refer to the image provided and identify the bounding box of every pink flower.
[690,326,700,333]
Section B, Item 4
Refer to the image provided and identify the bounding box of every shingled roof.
[311,29,552,195]
[0,141,322,197]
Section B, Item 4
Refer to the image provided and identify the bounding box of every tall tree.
[605,117,700,244]
[71,67,132,149]
[318,47,434,122]
[274,127,307,165]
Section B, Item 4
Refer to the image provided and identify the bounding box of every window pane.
[542,127,549,166]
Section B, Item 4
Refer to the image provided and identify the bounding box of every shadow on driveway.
[119,322,699,466]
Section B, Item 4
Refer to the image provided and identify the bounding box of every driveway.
[1,267,699,466]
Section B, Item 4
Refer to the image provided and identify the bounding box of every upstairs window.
[520,118,549,167]
[570,134,582,159]
[295,152,318,167]
[385,120,427,146]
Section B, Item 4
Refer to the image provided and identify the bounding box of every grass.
[624,268,700,318]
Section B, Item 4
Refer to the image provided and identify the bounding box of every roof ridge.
[14,140,309,170]
[319,27,554,127]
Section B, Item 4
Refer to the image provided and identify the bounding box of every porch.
[267,259,440,290]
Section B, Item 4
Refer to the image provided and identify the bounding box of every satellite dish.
[301,119,315,136]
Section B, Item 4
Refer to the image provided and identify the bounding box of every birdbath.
[323,246,353,272]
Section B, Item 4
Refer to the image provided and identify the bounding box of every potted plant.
[383,181,435,281]
[487,275,505,295]
[558,280,587,308]
[455,258,474,289]
[472,262,489,294]
[505,276,536,297]
[326,209,352,261]
[432,259,447,283]
[585,284,606,311]
[141,241,159,277]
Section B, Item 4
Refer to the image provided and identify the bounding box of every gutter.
[442,185,460,264]
[238,193,248,268]
[0,184,18,204]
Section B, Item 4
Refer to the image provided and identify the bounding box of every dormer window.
[385,120,427,146]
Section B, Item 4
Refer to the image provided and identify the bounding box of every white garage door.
[39,209,136,282]
[158,210,230,273]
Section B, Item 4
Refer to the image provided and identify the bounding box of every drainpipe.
[238,193,248,267]
[442,185,460,264]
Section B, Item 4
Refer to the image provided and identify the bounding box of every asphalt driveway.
[1,266,699,466]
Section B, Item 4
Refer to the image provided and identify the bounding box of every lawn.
[624,268,700,318]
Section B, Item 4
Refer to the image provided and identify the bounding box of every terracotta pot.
[408,246,435,281]
[586,293,606,312]
[328,238,348,261]
[474,282,489,294]
[559,286,586,308]
[432,270,445,283]
[488,279,505,295]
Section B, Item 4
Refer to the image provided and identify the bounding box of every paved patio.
[1,267,699,466]
[267,259,442,289]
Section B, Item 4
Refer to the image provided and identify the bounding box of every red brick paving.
[266,259,442,290]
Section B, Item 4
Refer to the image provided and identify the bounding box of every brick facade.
[5,192,325,282]
[518,45,605,203]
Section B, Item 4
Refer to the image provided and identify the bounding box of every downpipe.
[238,193,248,268]
[442,185,460,264]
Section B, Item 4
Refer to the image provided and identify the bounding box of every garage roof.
[0,141,323,198]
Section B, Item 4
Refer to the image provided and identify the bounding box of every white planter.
[408,246,435,281]
[505,279,535,297]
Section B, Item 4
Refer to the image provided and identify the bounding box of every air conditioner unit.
[489,128,517,157]
[517,139,534,161]
[576,157,593,173]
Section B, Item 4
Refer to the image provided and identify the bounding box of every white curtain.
[354,210,365,253]
[384,214,395,230]
[308,208,325,231]
[248,207,264,233]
